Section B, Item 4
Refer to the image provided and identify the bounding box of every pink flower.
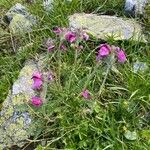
[96,44,111,61]
[32,72,42,79]
[81,89,91,99]
[31,96,43,107]
[116,47,127,63]
[82,32,89,41]
[60,44,67,51]
[96,55,102,61]
[32,79,43,90]
[65,31,76,43]
[48,45,55,52]
[32,72,43,90]
[99,44,111,57]
[45,38,55,52]
[53,27,63,35]
[78,45,84,50]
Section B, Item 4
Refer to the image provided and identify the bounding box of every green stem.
[83,62,101,90]
[68,46,78,90]
[98,63,112,97]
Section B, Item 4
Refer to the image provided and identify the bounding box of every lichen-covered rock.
[5,3,36,24]
[5,3,37,34]
[124,0,149,16]
[133,61,148,73]
[9,14,33,34]
[69,13,146,42]
[0,60,40,149]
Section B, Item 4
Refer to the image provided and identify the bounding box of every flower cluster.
[31,96,43,107]
[31,71,54,107]
[32,72,43,90]
[38,27,127,102]
[96,43,127,63]
[46,27,89,52]
[31,72,43,107]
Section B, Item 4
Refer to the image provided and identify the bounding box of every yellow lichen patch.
[19,65,36,77]
[15,130,28,139]
[0,145,3,150]
[12,94,31,105]
[6,123,18,133]
[0,117,5,124]
[4,106,14,119]
[27,78,33,87]
[9,14,32,34]
[16,117,25,127]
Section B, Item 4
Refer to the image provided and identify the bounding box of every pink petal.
[117,50,127,63]
[98,43,111,57]
[83,32,89,41]
[32,79,43,90]
[70,36,76,43]
[99,46,110,56]
[53,27,63,34]
[65,31,76,43]
[32,72,43,80]
[31,96,43,107]
[78,45,84,50]
[81,89,91,99]
[100,44,111,50]
[48,45,55,52]
[96,54,102,61]
[60,44,67,51]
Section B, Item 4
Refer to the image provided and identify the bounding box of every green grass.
[0,0,150,149]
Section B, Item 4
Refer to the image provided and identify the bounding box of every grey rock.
[6,3,36,24]
[69,13,146,42]
[0,58,47,149]
[133,61,148,73]
[9,14,33,34]
[5,3,37,34]
[124,0,149,16]
[0,55,48,150]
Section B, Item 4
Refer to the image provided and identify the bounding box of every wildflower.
[53,27,63,35]
[116,47,127,63]
[81,89,91,99]
[96,54,102,61]
[60,44,67,51]
[65,31,76,43]
[82,32,89,41]
[96,43,111,61]
[48,45,55,52]
[32,72,43,90]
[98,44,111,57]
[45,38,55,52]
[32,72,42,79]
[31,96,43,107]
